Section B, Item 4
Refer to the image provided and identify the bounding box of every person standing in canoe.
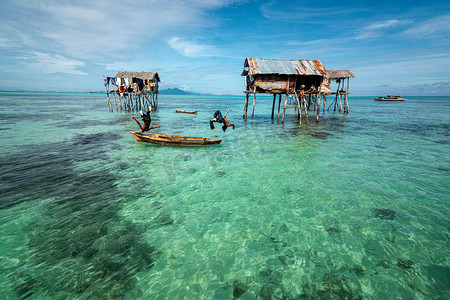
[132,107,160,132]
[210,109,235,133]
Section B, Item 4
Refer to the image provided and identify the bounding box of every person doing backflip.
[132,107,160,132]
[210,109,235,133]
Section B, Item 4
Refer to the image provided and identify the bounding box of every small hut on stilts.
[103,71,160,112]
[241,58,328,124]
[241,58,354,123]
[325,70,355,113]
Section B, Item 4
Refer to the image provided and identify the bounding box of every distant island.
[159,88,197,95]
[0,88,236,96]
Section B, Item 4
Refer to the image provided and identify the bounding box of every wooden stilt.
[282,94,288,123]
[345,78,350,113]
[271,93,276,119]
[282,76,290,123]
[140,95,144,111]
[295,91,302,125]
[335,80,340,111]
[144,95,151,111]
[277,94,282,120]
[243,92,249,120]
[304,92,309,124]
[316,79,323,121]
[105,88,112,111]
[316,94,321,121]
[251,87,256,120]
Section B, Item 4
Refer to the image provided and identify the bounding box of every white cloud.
[0,0,242,60]
[260,1,366,22]
[18,52,87,75]
[168,37,221,57]
[365,20,403,30]
[401,14,450,40]
[355,19,413,39]
[0,37,14,48]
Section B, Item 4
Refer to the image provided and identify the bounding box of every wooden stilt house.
[103,71,160,112]
[325,70,355,113]
[241,58,328,124]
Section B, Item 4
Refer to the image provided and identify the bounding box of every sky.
[0,0,449,95]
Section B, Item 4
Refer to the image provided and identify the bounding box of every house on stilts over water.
[103,71,160,112]
[324,69,355,113]
[241,58,354,123]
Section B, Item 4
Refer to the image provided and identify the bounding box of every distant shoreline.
[1,91,449,97]
[0,88,236,96]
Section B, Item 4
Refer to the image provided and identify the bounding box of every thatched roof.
[326,70,355,79]
[114,71,160,82]
[242,58,327,76]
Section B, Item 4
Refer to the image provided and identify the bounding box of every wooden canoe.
[175,109,197,114]
[129,131,222,146]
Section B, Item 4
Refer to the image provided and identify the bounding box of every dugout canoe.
[175,109,197,114]
[129,131,222,146]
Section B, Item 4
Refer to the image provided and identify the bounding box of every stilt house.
[103,71,160,112]
[325,70,355,113]
[241,58,354,123]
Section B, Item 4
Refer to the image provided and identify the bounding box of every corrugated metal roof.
[243,58,327,76]
[115,71,160,81]
[326,70,355,79]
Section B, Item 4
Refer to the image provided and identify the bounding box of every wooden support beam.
[277,94,282,120]
[243,92,249,120]
[251,88,256,121]
[316,94,321,121]
[105,87,112,111]
[144,95,151,111]
[346,78,350,113]
[316,79,323,121]
[295,91,302,125]
[282,94,288,123]
[271,93,276,119]
[140,95,144,111]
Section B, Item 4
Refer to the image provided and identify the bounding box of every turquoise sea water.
[0,92,449,299]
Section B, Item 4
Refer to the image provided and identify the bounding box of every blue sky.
[0,0,449,95]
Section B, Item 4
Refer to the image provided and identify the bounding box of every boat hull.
[374,97,407,101]
[175,109,197,114]
[129,131,222,146]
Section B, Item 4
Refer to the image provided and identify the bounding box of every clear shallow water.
[0,92,449,299]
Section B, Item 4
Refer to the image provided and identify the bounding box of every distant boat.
[129,131,222,146]
[175,109,197,114]
[374,95,407,101]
